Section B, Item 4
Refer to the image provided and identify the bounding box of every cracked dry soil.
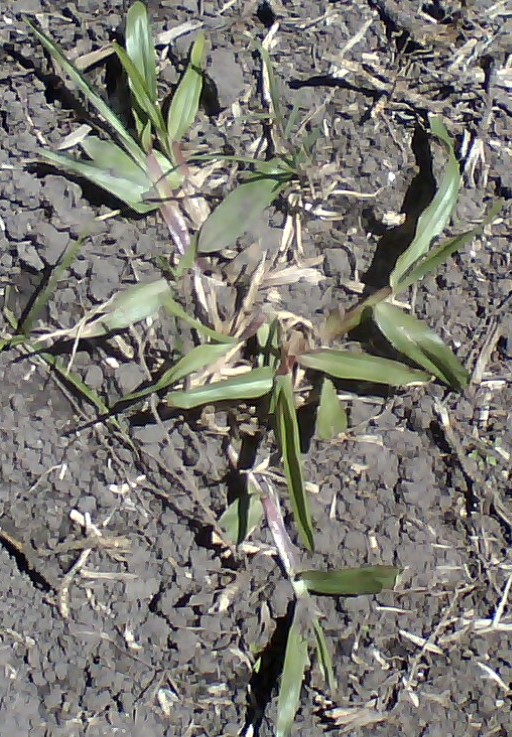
[0,1,511,736]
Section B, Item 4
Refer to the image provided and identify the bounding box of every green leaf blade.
[126,1,157,104]
[390,117,461,291]
[297,566,403,596]
[373,301,469,390]
[316,378,348,440]
[298,349,431,386]
[167,33,206,143]
[276,615,309,737]
[165,366,274,409]
[197,174,287,254]
[27,19,145,167]
[120,341,239,404]
[41,147,156,213]
[394,200,505,292]
[274,375,315,552]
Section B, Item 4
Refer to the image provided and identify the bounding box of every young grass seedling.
[28,2,205,223]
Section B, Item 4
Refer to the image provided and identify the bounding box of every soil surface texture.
[1,1,511,736]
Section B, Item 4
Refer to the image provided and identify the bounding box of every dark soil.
[1,1,511,735]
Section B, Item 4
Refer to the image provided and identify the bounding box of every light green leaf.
[312,619,336,691]
[167,33,206,143]
[390,117,461,291]
[219,484,264,544]
[373,301,469,390]
[125,1,157,105]
[298,349,431,386]
[197,173,288,253]
[258,43,285,131]
[274,375,315,552]
[113,42,167,146]
[394,200,505,292]
[41,147,156,213]
[166,366,274,409]
[297,565,403,596]
[316,378,348,440]
[119,341,240,404]
[27,19,145,167]
[276,614,309,737]
[84,279,172,337]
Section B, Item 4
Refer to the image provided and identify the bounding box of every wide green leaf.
[27,19,145,167]
[315,378,348,440]
[166,366,274,409]
[119,341,240,404]
[297,565,402,596]
[373,301,469,390]
[274,375,315,552]
[298,349,431,386]
[81,279,172,337]
[276,613,309,737]
[394,200,505,292]
[167,33,206,143]
[41,147,156,213]
[197,172,288,253]
[390,117,461,291]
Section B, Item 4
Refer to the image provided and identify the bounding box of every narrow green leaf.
[166,366,274,409]
[316,378,348,440]
[390,117,461,290]
[113,42,167,146]
[276,614,309,737]
[219,487,264,544]
[162,293,236,343]
[297,566,403,596]
[312,619,336,691]
[120,341,240,403]
[40,148,156,213]
[20,234,86,335]
[258,43,285,132]
[298,349,431,386]
[274,375,315,552]
[197,174,287,254]
[27,19,145,167]
[394,200,505,292]
[373,301,469,390]
[125,1,157,104]
[167,33,206,143]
